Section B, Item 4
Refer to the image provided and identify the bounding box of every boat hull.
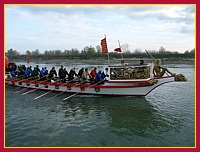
[5,76,175,96]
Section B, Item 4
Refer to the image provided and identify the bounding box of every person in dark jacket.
[17,67,25,77]
[31,67,40,79]
[78,68,84,79]
[58,65,68,82]
[68,67,78,82]
[58,65,64,79]
[48,67,57,79]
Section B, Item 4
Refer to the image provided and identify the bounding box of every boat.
[5,60,176,97]
[6,35,187,99]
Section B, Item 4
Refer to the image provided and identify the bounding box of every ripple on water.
[5,66,195,146]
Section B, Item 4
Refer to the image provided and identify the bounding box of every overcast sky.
[5,5,195,54]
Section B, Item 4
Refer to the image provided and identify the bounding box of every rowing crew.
[6,64,109,84]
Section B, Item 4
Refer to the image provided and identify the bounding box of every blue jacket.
[25,69,31,76]
[95,71,103,82]
[10,71,17,77]
[40,69,46,77]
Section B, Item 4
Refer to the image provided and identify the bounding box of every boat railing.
[107,59,154,66]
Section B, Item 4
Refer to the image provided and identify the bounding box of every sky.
[5,4,195,54]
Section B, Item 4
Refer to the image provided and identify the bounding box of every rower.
[78,68,84,79]
[31,67,40,80]
[68,67,78,82]
[102,68,109,80]
[17,66,25,77]
[48,67,57,82]
[25,67,31,77]
[10,70,17,77]
[90,67,97,81]
[95,70,104,84]
[58,65,68,83]
[82,68,91,82]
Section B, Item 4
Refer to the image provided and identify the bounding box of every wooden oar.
[5,76,30,87]
[145,50,156,62]
[10,77,36,90]
[34,80,69,100]
[13,76,47,93]
[6,81,16,87]
[63,80,104,101]
[34,89,55,100]
[5,75,25,83]
[6,75,26,81]
[44,80,88,101]
[21,78,59,96]
[6,77,17,82]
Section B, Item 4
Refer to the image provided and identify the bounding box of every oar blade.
[34,90,54,100]
[62,80,103,101]
[63,93,77,101]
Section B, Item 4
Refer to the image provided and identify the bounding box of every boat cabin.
[105,59,154,81]
[108,65,151,80]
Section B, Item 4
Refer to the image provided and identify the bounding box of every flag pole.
[107,51,110,66]
[105,35,110,66]
[118,40,123,60]
[27,54,30,66]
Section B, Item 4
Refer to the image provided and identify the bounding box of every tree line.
[6,45,195,59]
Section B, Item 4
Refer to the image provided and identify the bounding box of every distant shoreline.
[12,57,194,65]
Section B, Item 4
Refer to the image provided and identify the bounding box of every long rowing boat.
[5,61,176,96]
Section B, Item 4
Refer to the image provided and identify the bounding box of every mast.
[106,35,110,66]
[118,40,124,61]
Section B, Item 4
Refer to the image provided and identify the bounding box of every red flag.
[114,48,122,52]
[101,38,108,54]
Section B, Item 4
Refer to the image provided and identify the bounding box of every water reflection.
[61,97,154,133]
[5,63,194,146]
[5,85,189,146]
[59,95,184,145]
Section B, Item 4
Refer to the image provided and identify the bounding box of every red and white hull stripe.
[6,76,174,96]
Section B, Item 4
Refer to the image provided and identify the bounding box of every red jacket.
[90,69,97,80]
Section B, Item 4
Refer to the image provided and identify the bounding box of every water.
[5,63,195,147]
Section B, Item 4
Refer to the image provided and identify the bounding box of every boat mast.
[118,40,124,61]
[105,35,110,66]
